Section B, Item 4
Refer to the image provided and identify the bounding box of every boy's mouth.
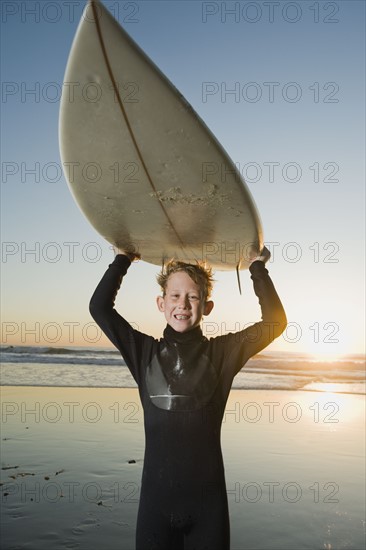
[174,314,191,320]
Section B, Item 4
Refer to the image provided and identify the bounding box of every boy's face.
[156,271,214,333]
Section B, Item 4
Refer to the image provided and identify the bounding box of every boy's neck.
[164,323,204,343]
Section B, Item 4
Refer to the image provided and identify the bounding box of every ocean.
[1,346,364,394]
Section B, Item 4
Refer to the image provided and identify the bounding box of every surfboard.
[59,0,263,270]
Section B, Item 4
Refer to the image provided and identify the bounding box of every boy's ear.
[203,300,214,316]
[156,295,165,312]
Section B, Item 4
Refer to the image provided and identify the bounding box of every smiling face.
[156,271,214,333]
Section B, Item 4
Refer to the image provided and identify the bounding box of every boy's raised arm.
[89,251,146,383]
[230,247,287,373]
[89,253,131,319]
[89,248,140,317]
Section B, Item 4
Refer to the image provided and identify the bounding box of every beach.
[1,385,365,550]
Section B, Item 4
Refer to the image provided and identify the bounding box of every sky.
[1,0,365,356]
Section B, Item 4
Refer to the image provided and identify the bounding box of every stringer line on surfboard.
[91,0,189,256]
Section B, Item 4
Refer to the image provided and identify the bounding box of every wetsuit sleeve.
[227,261,287,376]
[89,254,152,384]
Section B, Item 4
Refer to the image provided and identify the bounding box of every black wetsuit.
[89,255,286,550]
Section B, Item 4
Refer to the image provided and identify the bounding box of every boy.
[89,247,286,550]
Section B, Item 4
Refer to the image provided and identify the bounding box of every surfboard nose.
[59,0,263,270]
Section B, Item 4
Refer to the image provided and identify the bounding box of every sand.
[1,386,365,550]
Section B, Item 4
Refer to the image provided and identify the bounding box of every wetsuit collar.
[163,324,204,344]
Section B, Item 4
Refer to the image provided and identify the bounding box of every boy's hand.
[113,246,141,262]
[250,245,271,264]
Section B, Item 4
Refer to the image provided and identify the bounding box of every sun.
[309,351,347,363]
[304,338,355,363]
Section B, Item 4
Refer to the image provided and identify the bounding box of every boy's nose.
[178,296,191,308]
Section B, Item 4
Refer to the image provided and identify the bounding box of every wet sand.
[1,386,365,550]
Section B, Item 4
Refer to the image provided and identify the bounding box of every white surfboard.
[59,0,263,270]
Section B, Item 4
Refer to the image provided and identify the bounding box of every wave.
[0,345,119,356]
[0,345,123,366]
[0,355,125,367]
